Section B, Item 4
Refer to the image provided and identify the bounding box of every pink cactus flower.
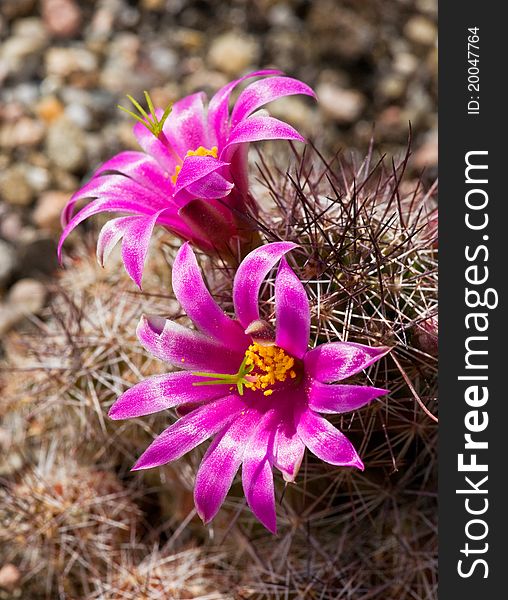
[58,71,315,287]
[108,242,390,533]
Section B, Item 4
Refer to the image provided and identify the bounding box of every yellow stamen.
[243,343,295,394]
[171,146,218,184]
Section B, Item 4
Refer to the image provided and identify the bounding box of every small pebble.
[32,190,71,231]
[404,16,437,46]
[208,32,260,76]
[142,0,167,11]
[65,103,92,128]
[317,83,365,124]
[0,278,47,335]
[8,278,47,314]
[42,0,82,38]
[36,96,65,123]
[0,18,48,75]
[378,75,406,101]
[46,117,86,172]
[0,563,21,591]
[0,166,34,206]
[45,46,98,79]
[24,165,51,193]
[0,212,23,242]
[0,117,45,149]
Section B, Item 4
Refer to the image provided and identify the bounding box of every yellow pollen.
[171,146,218,184]
[243,343,295,394]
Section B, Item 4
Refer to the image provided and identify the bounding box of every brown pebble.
[317,83,365,124]
[41,0,82,38]
[0,166,34,206]
[36,96,64,123]
[0,563,21,591]
[32,190,71,231]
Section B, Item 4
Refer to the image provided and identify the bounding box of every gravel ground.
[0,0,437,332]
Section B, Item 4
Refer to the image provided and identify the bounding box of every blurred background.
[0,0,436,329]
[0,1,437,598]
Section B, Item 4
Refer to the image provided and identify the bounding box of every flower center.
[243,343,296,396]
[191,342,297,397]
[171,146,218,184]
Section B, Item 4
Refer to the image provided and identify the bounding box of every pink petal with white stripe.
[132,394,245,470]
[194,409,260,523]
[121,211,165,288]
[304,343,391,383]
[233,242,297,328]
[308,380,389,414]
[109,371,230,420]
[163,92,210,157]
[275,257,310,359]
[61,172,168,227]
[242,410,278,534]
[94,151,174,196]
[173,155,230,197]
[96,215,136,267]
[136,315,244,373]
[172,243,249,349]
[134,121,180,172]
[222,116,305,160]
[231,76,316,126]
[296,409,364,470]
[273,413,305,483]
[182,171,234,202]
[208,69,282,146]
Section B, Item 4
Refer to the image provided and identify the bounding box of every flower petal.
[109,371,230,420]
[194,409,259,523]
[242,410,278,534]
[304,343,391,383]
[222,116,305,159]
[181,171,234,202]
[227,142,250,198]
[94,150,174,196]
[58,195,163,263]
[163,92,210,156]
[96,215,137,267]
[173,155,230,197]
[231,76,316,126]
[121,210,166,288]
[208,69,282,147]
[61,172,168,227]
[273,413,305,483]
[296,409,364,469]
[307,380,389,414]
[132,394,245,470]
[136,315,244,373]
[275,257,310,359]
[233,242,298,329]
[172,243,249,349]
[134,120,180,172]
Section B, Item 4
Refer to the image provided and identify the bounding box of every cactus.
[1,143,437,599]
[0,451,141,598]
